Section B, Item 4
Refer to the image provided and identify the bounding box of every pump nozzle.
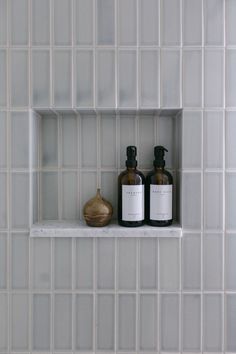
[153,146,168,167]
[127,146,137,158]
[126,146,137,168]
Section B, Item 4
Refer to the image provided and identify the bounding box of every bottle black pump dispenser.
[145,145,173,227]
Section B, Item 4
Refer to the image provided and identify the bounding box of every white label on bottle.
[122,185,144,221]
[150,184,172,221]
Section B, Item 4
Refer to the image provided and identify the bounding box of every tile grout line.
[222,0,226,351]
[93,237,97,353]
[201,0,205,351]
[6,1,11,351]
[179,1,183,349]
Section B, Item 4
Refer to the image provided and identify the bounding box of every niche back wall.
[1,0,236,353]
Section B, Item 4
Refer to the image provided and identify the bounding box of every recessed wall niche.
[29,109,182,227]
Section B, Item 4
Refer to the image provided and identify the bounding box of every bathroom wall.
[0,0,236,352]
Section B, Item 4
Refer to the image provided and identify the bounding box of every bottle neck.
[126,159,137,169]
[153,159,165,169]
[154,165,164,171]
[126,166,137,171]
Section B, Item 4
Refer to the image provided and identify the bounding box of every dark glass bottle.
[118,146,145,227]
[146,146,173,226]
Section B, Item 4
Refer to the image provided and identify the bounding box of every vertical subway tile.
[204,49,223,108]
[11,50,28,107]
[0,50,7,107]
[226,173,236,230]
[226,50,236,107]
[11,294,29,351]
[101,114,116,168]
[226,0,236,45]
[97,0,115,45]
[97,294,115,350]
[10,0,28,45]
[54,294,72,350]
[140,50,159,107]
[0,173,7,229]
[140,238,158,290]
[183,0,202,45]
[226,234,236,290]
[182,111,202,169]
[159,238,179,291]
[203,294,223,352]
[61,114,77,168]
[76,294,93,350]
[62,172,77,219]
[204,0,224,45]
[53,50,72,107]
[11,233,29,289]
[226,111,236,168]
[11,173,29,229]
[182,172,202,229]
[183,50,202,107]
[118,50,137,108]
[204,173,223,230]
[33,294,51,351]
[76,50,94,107]
[11,112,29,168]
[75,0,93,45]
[32,0,50,45]
[97,50,115,107]
[0,0,7,45]
[182,234,201,290]
[97,238,115,289]
[62,172,78,220]
[0,112,7,168]
[0,293,8,351]
[80,172,97,210]
[161,50,180,107]
[0,234,7,289]
[76,238,93,289]
[54,0,71,45]
[226,294,236,352]
[182,295,201,351]
[42,114,58,167]
[118,294,136,351]
[119,114,136,168]
[80,113,97,168]
[139,294,157,351]
[203,233,223,290]
[42,172,58,220]
[54,238,72,289]
[161,0,180,45]
[204,111,223,169]
[101,172,117,218]
[33,238,51,289]
[32,50,50,107]
[139,114,155,169]
[118,238,136,290]
[140,0,159,45]
[161,294,179,351]
[32,172,39,224]
[118,0,137,45]
[158,115,176,169]
[31,111,40,169]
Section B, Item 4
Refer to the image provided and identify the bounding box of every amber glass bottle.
[145,146,173,226]
[118,146,145,227]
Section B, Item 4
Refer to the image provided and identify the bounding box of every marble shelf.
[30,220,182,238]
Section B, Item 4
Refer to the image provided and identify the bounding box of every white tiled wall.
[0,0,236,353]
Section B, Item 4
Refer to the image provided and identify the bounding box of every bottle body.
[118,168,145,227]
[146,168,173,226]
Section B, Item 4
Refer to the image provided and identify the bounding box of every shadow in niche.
[29,109,182,228]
